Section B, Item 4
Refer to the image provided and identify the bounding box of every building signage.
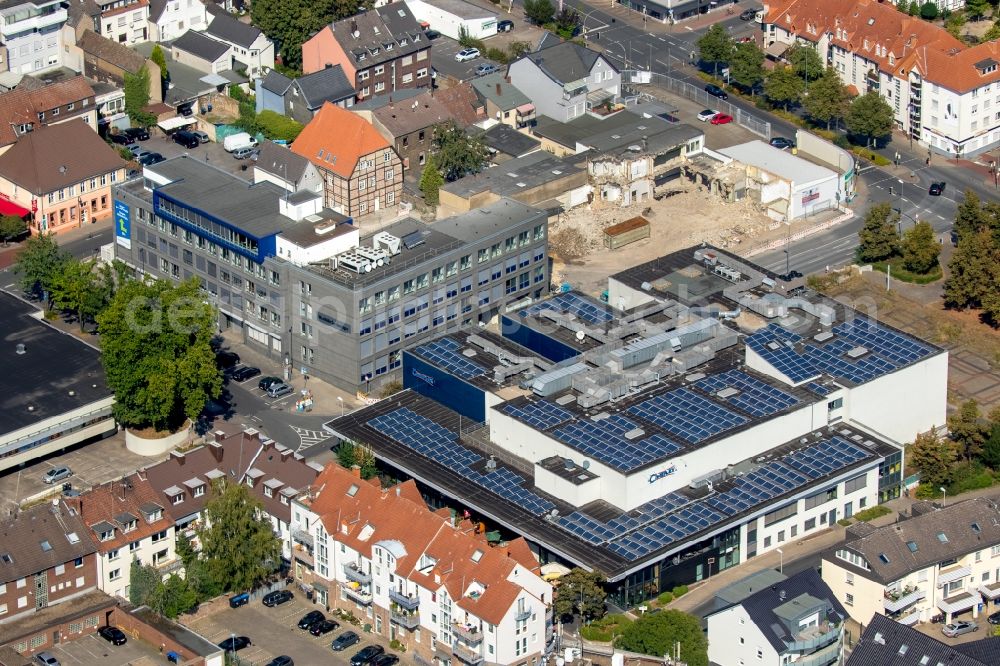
[648,465,677,484]
[411,368,436,386]
[801,189,820,205]
[114,199,131,249]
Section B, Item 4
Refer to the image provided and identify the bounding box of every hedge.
[257,110,304,142]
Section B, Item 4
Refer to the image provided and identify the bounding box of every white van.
[223,132,258,152]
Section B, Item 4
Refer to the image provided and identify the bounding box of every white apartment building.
[98,0,149,45]
[0,0,66,75]
[203,12,273,78]
[290,463,553,666]
[822,497,1000,627]
[148,0,207,42]
[763,0,1000,157]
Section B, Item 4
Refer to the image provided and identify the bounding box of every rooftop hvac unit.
[337,251,373,273]
[355,246,390,267]
[372,231,402,255]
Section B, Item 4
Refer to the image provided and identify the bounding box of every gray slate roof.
[205,12,262,48]
[471,72,530,110]
[480,124,539,158]
[518,40,610,85]
[173,29,229,62]
[441,151,581,199]
[260,69,293,95]
[148,0,166,22]
[294,65,355,109]
[255,140,310,184]
[325,1,425,70]
[846,614,992,666]
[828,498,1000,584]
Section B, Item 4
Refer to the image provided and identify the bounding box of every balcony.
[3,7,66,34]
[452,642,484,665]
[343,584,373,605]
[293,545,314,567]
[937,590,980,615]
[452,623,483,645]
[389,588,419,610]
[789,640,842,666]
[785,622,842,653]
[938,565,971,588]
[893,610,920,626]
[516,607,532,622]
[390,610,420,630]
[292,528,314,548]
[979,582,1000,601]
[154,557,183,574]
[342,562,371,584]
[883,587,925,613]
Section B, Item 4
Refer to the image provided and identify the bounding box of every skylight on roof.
[906,540,918,553]
[67,532,80,544]
[899,645,908,656]
[972,522,981,533]
[40,540,52,552]
[937,532,949,543]
[471,549,483,562]
[0,553,12,564]
[878,553,890,564]
[347,484,359,497]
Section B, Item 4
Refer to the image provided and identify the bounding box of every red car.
[711,113,734,125]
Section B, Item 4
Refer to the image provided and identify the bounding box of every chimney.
[496,82,501,95]
[351,464,361,479]
[210,442,224,463]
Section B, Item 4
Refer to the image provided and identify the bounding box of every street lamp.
[940,487,947,508]
[776,547,784,574]
[337,396,344,417]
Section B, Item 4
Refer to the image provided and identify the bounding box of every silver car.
[266,382,294,398]
[43,466,72,484]
[34,652,60,666]
[942,620,978,637]
[190,130,210,143]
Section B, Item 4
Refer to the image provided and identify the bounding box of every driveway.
[130,133,254,176]
[44,629,166,666]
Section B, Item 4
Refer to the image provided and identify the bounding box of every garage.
[404,0,497,40]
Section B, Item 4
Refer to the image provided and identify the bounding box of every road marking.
[684,25,693,31]
[656,59,671,68]
[292,427,331,451]
[658,36,668,41]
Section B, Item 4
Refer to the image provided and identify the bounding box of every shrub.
[580,626,614,642]
[869,260,943,284]
[837,518,853,526]
[658,591,674,604]
[256,110,303,142]
[853,505,892,522]
[671,585,689,598]
[948,461,996,494]
[389,639,406,652]
[485,47,509,64]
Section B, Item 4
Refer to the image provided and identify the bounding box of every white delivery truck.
[223,132,258,152]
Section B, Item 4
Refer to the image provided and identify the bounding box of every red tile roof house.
[143,424,323,565]
[289,463,553,665]
[0,76,98,155]
[291,102,403,219]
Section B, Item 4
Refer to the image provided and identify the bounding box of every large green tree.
[96,278,221,431]
[804,67,850,129]
[419,154,444,206]
[150,574,199,618]
[129,560,162,607]
[697,24,734,76]
[124,68,156,127]
[949,399,988,461]
[15,232,69,300]
[764,66,805,110]
[49,258,108,331]
[954,189,984,242]
[900,221,941,274]
[523,0,555,25]
[197,479,282,593]
[149,45,168,99]
[552,568,607,621]
[982,420,1000,470]
[729,42,765,93]
[944,229,999,310]
[552,8,581,39]
[967,0,991,20]
[0,214,25,245]
[909,430,957,490]
[432,121,490,182]
[846,91,894,147]
[618,610,708,666]
[788,44,824,81]
[251,0,359,69]
[857,202,900,263]
[920,2,939,19]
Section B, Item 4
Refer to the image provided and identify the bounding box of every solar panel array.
[502,400,574,430]
[369,408,555,515]
[744,326,819,384]
[627,388,749,444]
[520,292,614,326]
[411,336,485,380]
[783,436,869,479]
[551,415,683,472]
[694,370,800,418]
[805,382,832,396]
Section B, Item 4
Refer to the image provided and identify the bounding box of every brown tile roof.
[291,102,392,179]
[78,29,147,73]
[369,90,463,139]
[0,500,96,585]
[432,83,483,126]
[0,76,97,147]
[763,0,996,93]
[0,122,123,195]
[68,473,174,553]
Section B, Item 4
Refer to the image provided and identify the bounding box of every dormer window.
[399,38,407,45]
[173,493,184,505]
[386,43,393,51]
[194,485,205,498]
[358,53,366,61]
[358,522,375,541]
[370,47,379,55]
[975,58,999,75]
[100,530,114,541]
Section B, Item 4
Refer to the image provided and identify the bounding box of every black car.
[780,270,804,281]
[310,619,340,636]
[258,376,283,391]
[350,645,385,666]
[109,133,131,146]
[218,636,252,652]
[498,19,514,31]
[331,631,361,651]
[266,658,294,666]
[122,127,149,141]
[929,181,946,195]
[231,366,261,382]
[138,152,165,166]
[173,130,200,149]
[705,84,728,100]
[262,589,294,607]
[769,137,796,150]
[425,29,440,39]
[739,8,757,20]
[216,351,241,369]
[98,626,127,645]
[372,655,399,666]
[298,610,325,630]
[989,610,1000,625]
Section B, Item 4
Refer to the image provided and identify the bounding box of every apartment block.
[0,0,67,75]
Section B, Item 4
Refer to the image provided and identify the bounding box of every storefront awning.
[0,197,30,217]
[158,117,197,131]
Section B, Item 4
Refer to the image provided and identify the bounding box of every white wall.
[707,604,778,666]
[403,0,496,40]
[606,277,656,312]
[275,226,359,266]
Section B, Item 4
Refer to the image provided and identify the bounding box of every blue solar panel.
[520,292,613,326]
[805,382,832,396]
[627,388,748,444]
[502,400,574,430]
[412,336,485,380]
[745,325,819,384]
[552,414,683,472]
[695,370,799,418]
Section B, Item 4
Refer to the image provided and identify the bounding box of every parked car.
[475,63,499,76]
[229,592,250,608]
[988,610,1000,625]
[138,152,165,166]
[740,8,758,19]
[498,19,514,31]
[218,636,252,652]
[233,146,257,160]
[705,84,728,100]
[191,130,210,143]
[331,631,361,651]
[122,127,150,141]
[173,130,200,149]
[126,144,149,158]
[258,376,283,391]
[711,113,734,125]
[298,610,326,630]
[455,47,480,61]
[780,270,804,281]
[350,645,385,666]
[769,137,796,150]
[929,181,946,195]
[697,109,719,122]
[43,466,72,484]
[109,133,131,145]
[216,351,240,369]
[230,366,261,382]
[266,658,294,666]
[310,619,341,636]
[33,653,60,666]
[372,655,400,666]
[942,621,978,637]
[425,29,440,39]
[262,589,294,607]
[266,382,294,398]
[98,626,128,646]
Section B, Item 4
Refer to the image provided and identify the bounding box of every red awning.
[516,103,535,114]
[0,198,29,217]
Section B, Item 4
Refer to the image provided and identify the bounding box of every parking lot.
[42,630,164,665]
[129,132,256,176]
[184,592,399,665]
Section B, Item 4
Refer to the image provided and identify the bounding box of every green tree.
[124,68,156,127]
[920,1,939,19]
[552,8,581,39]
[764,66,805,110]
[950,399,988,461]
[618,610,708,666]
[729,42,765,93]
[697,24,734,76]
[846,91,895,147]
[981,423,1000,470]
[857,202,900,263]
[944,229,999,310]
[0,214,25,245]
[954,189,983,241]
[804,67,850,129]
[523,0,555,25]
[552,568,606,621]
[336,440,357,470]
[49,258,108,331]
[96,278,221,431]
[15,232,69,300]
[909,430,957,489]
[967,0,991,21]
[432,121,490,182]
[149,44,168,100]
[788,44,824,81]
[129,560,162,607]
[984,19,1000,41]
[419,154,444,206]
[908,0,921,15]
[252,0,358,69]
[197,479,282,593]
[355,442,378,479]
[150,574,199,618]
[900,220,941,274]
[256,110,303,141]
